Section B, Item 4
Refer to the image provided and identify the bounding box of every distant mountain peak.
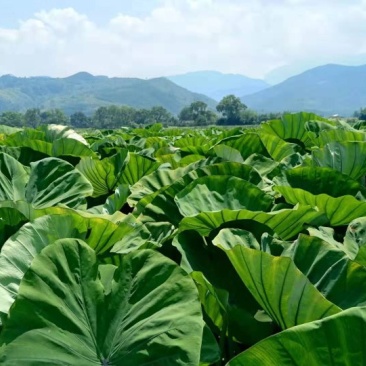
[243,63,366,116]
[0,74,17,79]
[66,71,96,80]
[167,70,269,101]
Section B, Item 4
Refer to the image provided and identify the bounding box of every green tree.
[127,107,174,125]
[24,108,42,128]
[92,107,113,129]
[240,109,259,125]
[0,111,24,127]
[216,95,247,125]
[70,112,91,128]
[133,109,150,125]
[178,106,193,123]
[92,106,136,129]
[178,101,217,125]
[148,106,174,124]
[116,106,136,127]
[40,109,69,125]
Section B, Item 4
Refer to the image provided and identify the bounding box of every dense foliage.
[0,103,283,129]
[0,112,365,364]
[0,106,177,129]
[216,95,248,125]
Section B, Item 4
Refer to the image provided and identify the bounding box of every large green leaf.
[3,130,52,156]
[40,124,89,145]
[282,234,366,309]
[212,145,244,163]
[0,208,27,248]
[110,215,153,254]
[137,189,183,226]
[101,184,130,214]
[261,112,328,148]
[191,271,228,332]
[310,128,366,147]
[179,206,325,239]
[275,186,366,226]
[242,155,281,182]
[26,157,93,208]
[312,141,366,180]
[242,152,304,181]
[276,166,366,197]
[90,135,127,157]
[136,161,261,224]
[222,133,268,160]
[128,159,214,205]
[0,146,49,166]
[119,153,162,186]
[77,149,129,197]
[260,133,301,161]
[0,213,151,316]
[0,240,203,365]
[173,231,273,346]
[2,125,92,161]
[0,153,28,201]
[145,136,167,150]
[51,138,96,158]
[0,154,92,209]
[212,228,260,250]
[174,135,212,155]
[223,246,340,329]
[155,150,182,169]
[227,307,366,366]
[307,226,343,249]
[0,200,100,221]
[197,162,261,185]
[175,176,273,217]
[304,119,341,135]
[129,158,227,208]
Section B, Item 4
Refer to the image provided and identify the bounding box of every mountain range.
[167,71,269,101]
[242,64,366,116]
[0,72,216,115]
[0,64,365,117]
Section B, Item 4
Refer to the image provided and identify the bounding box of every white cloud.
[0,1,366,78]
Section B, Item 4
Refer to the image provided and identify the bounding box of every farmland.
[0,112,365,365]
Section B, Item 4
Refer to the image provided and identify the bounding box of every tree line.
[353,107,366,121]
[0,106,175,129]
[0,95,282,129]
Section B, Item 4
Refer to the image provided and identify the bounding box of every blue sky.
[0,0,365,80]
[0,1,160,26]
